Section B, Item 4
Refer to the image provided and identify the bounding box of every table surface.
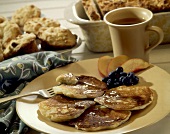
[0,0,170,134]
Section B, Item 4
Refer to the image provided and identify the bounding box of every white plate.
[16,59,170,134]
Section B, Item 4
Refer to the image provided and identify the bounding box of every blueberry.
[114,77,120,82]
[109,71,120,79]
[116,67,123,73]
[106,79,113,89]
[129,78,134,85]
[127,72,135,78]
[123,77,131,86]
[106,78,112,85]
[119,76,125,83]
[120,76,126,83]
[102,77,109,83]
[132,76,139,85]
[120,72,127,77]
[107,67,139,88]
[114,81,120,87]
[108,71,116,78]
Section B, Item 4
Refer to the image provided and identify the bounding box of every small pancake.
[94,85,154,110]
[54,73,108,99]
[55,73,78,85]
[69,105,131,131]
[55,73,107,90]
[38,95,96,122]
[53,84,106,99]
[76,75,107,89]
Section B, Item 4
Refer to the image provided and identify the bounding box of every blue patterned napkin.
[0,51,77,134]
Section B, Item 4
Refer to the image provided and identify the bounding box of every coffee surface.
[112,18,145,25]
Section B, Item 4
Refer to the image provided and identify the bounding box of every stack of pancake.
[38,73,154,131]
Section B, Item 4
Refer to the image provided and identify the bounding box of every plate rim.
[16,58,170,134]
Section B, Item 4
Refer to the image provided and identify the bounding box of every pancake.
[38,95,96,122]
[53,84,106,99]
[94,85,154,110]
[55,73,78,85]
[56,73,107,89]
[69,105,131,131]
[76,75,107,89]
[53,73,108,99]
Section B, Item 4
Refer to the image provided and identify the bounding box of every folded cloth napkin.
[0,51,77,134]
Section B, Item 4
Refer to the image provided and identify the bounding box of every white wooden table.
[0,0,170,134]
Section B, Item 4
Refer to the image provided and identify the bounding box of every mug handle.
[145,26,164,53]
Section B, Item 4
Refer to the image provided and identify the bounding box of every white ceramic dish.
[64,1,170,52]
[16,58,170,134]
[64,1,112,52]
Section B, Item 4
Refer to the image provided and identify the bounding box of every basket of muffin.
[38,55,154,132]
[0,5,78,62]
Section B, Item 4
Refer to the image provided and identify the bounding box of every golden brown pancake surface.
[53,84,106,99]
[38,95,96,122]
[94,85,153,110]
[53,73,108,99]
[69,105,131,131]
[76,75,107,89]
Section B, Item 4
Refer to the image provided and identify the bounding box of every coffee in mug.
[104,7,164,62]
[112,18,145,25]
